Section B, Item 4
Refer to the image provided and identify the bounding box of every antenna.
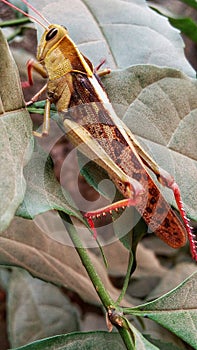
[1,0,50,30]
[19,0,50,25]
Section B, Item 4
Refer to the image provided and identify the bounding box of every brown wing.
[63,72,187,248]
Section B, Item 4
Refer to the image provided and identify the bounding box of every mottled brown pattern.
[61,73,187,248]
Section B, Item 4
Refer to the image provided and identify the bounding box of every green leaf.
[10,326,162,350]
[16,143,83,223]
[147,262,197,301]
[119,315,160,349]
[177,0,197,10]
[149,4,197,44]
[8,269,80,348]
[30,0,195,77]
[168,17,197,44]
[125,272,197,349]
[11,331,125,350]
[144,335,187,350]
[130,326,159,350]
[0,29,33,233]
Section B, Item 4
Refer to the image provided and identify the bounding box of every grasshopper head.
[37,24,68,62]
[36,23,93,80]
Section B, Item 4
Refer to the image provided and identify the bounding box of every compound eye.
[46,28,58,41]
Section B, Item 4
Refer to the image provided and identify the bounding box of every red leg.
[84,197,141,239]
[22,58,48,88]
[156,167,196,260]
[171,182,197,260]
[95,59,111,77]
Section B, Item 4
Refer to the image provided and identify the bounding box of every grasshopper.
[2,0,196,260]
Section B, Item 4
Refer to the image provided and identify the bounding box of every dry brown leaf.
[0,216,133,306]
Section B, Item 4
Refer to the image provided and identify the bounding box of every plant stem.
[60,213,114,308]
[7,27,23,42]
[0,17,30,27]
[59,213,135,350]
[115,251,133,306]
[119,327,135,350]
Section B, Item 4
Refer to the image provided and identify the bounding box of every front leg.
[21,59,52,137]
[22,58,48,88]
[23,59,48,106]
[32,98,51,138]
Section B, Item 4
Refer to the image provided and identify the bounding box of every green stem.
[60,213,114,308]
[119,327,135,350]
[0,17,30,27]
[115,251,133,306]
[59,213,134,350]
[7,27,23,42]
